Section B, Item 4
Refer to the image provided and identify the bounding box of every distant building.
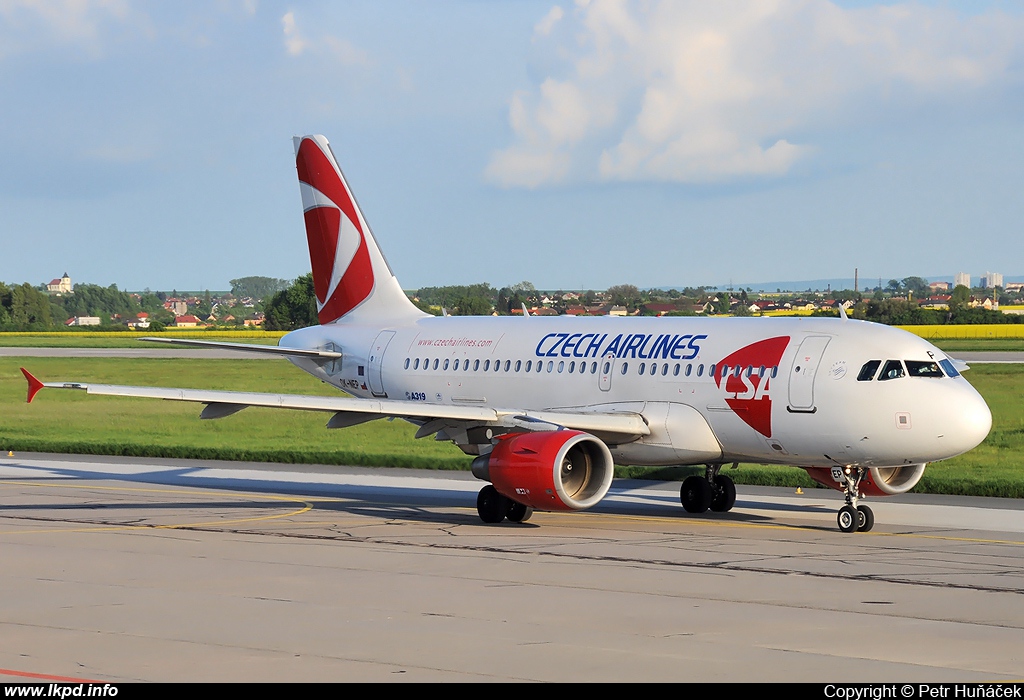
[46,273,72,295]
[980,272,1004,289]
[174,315,201,327]
[65,316,100,326]
[954,272,970,289]
[928,281,950,292]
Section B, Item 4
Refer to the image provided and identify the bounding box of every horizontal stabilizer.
[139,337,341,359]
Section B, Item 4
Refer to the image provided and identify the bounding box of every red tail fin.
[293,135,423,324]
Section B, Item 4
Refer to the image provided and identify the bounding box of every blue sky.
[1,0,1022,292]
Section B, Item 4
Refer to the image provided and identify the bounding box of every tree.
[607,284,641,310]
[263,274,318,330]
[230,276,293,301]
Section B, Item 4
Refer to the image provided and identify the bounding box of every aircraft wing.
[20,369,650,440]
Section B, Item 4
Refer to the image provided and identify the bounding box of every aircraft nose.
[950,386,992,455]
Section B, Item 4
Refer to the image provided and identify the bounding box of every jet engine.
[471,430,614,511]
[804,463,927,497]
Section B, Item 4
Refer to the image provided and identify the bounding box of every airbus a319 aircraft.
[22,135,993,533]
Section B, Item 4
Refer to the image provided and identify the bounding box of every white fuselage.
[280,315,991,470]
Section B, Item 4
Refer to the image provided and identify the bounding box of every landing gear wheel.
[681,476,713,514]
[477,485,510,524]
[856,504,874,533]
[506,501,534,523]
[837,504,858,533]
[710,474,737,512]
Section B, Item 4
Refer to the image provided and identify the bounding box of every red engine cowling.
[804,464,927,497]
[472,430,615,511]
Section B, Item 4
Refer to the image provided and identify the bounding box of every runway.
[1,453,1021,682]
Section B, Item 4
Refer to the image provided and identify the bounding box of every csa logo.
[714,336,790,438]
[296,138,375,324]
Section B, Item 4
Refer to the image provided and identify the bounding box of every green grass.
[1,358,1022,496]
[0,334,282,348]
[931,339,1024,352]
[1,358,468,469]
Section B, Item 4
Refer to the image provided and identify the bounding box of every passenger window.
[443,359,450,371]
[697,364,704,377]
[568,361,575,373]
[685,364,692,377]
[662,364,669,376]
[452,359,459,371]
[432,359,439,370]
[857,360,881,381]
[557,361,564,373]
[483,360,490,371]
[414,358,420,370]
[525,360,532,372]
[504,360,511,372]
[638,362,646,375]
[709,364,716,378]
[621,362,629,375]
[515,360,522,372]
[591,362,597,374]
[878,359,905,381]
[547,361,554,372]
[906,360,943,377]
[404,358,410,369]
[650,363,657,376]
[673,364,680,376]
[474,359,480,371]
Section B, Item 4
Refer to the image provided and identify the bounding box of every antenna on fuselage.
[838,304,849,321]
[521,303,530,317]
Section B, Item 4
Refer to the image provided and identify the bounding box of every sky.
[1,0,1022,293]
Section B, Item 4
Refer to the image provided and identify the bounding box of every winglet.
[20,368,44,403]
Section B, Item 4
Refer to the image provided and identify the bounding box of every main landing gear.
[835,466,873,533]
[680,465,737,514]
[476,485,534,524]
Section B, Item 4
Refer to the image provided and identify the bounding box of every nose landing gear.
[836,467,873,533]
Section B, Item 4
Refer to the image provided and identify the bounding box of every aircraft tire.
[681,476,713,514]
[857,504,874,532]
[478,485,511,524]
[710,474,737,512]
[506,501,534,523]
[837,505,859,533]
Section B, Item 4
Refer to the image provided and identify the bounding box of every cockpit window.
[938,359,960,378]
[877,359,905,381]
[857,360,881,381]
[905,360,943,377]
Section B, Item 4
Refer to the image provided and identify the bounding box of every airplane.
[20,134,993,533]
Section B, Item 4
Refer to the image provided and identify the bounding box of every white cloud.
[487,0,1024,187]
[534,5,563,37]
[0,0,133,58]
[280,10,367,65]
[281,10,305,56]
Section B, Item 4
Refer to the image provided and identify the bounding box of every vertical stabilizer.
[293,134,425,324]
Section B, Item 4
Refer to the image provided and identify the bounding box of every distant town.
[0,271,1021,332]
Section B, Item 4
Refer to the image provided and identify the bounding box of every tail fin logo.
[295,137,374,324]
[715,336,790,437]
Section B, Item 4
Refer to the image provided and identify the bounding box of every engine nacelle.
[471,430,614,511]
[804,464,927,497]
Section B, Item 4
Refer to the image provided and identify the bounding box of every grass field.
[1,357,1021,496]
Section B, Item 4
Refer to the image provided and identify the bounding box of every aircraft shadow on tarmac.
[0,460,839,530]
